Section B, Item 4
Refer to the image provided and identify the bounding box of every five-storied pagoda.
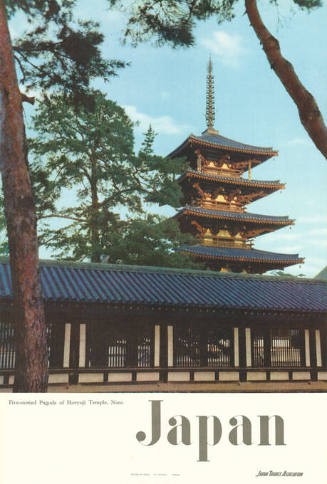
[169,59,304,274]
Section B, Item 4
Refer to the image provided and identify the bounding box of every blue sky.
[11,1,327,276]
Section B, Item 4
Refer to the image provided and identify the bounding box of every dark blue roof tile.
[179,170,283,187]
[168,130,277,158]
[179,206,292,223]
[193,131,274,153]
[0,260,325,313]
[180,245,303,263]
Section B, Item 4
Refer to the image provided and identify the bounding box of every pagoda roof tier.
[179,170,284,190]
[180,245,304,266]
[177,206,293,226]
[169,129,278,161]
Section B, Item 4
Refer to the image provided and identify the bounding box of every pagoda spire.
[205,57,218,134]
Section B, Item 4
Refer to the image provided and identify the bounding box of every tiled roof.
[315,266,327,281]
[192,132,275,154]
[180,245,303,264]
[178,206,292,224]
[179,170,284,189]
[168,130,277,157]
[0,260,325,313]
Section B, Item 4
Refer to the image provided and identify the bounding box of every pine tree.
[29,90,200,267]
[0,1,124,392]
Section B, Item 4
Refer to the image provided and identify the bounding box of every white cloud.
[275,246,302,253]
[309,239,327,248]
[285,137,311,147]
[200,31,245,68]
[265,232,299,242]
[124,105,191,135]
[307,228,327,237]
[298,215,327,224]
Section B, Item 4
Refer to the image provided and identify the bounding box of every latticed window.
[0,321,15,369]
[108,336,127,368]
[252,328,304,368]
[271,328,304,367]
[137,334,152,368]
[87,322,153,368]
[252,330,265,367]
[174,326,200,367]
[207,327,232,367]
[0,321,55,369]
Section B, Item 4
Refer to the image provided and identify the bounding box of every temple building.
[170,59,304,273]
[0,259,327,392]
[0,64,325,393]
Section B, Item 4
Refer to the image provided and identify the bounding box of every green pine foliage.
[7,0,125,105]
[108,0,321,48]
[29,90,201,267]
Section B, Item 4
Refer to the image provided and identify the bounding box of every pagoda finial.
[205,57,218,134]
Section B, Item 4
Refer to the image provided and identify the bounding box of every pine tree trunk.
[0,1,48,392]
[90,155,101,263]
[245,0,327,160]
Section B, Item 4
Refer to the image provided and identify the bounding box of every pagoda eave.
[179,245,304,272]
[189,136,277,157]
[177,207,294,227]
[168,134,278,161]
[178,170,285,191]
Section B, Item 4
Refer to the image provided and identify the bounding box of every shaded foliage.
[8,0,125,106]
[29,90,198,266]
[108,0,320,48]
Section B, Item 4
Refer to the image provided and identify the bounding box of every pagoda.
[169,59,304,274]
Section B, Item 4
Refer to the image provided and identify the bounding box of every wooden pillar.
[315,329,322,367]
[233,328,239,367]
[309,328,316,367]
[245,328,252,367]
[239,328,246,367]
[304,329,311,367]
[200,325,207,367]
[63,323,71,368]
[48,322,65,369]
[167,325,174,367]
[128,323,138,368]
[264,328,271,367]
[154,324,160,367]
[79,323,86,368]
[160,324,167,368]
[69,323,80,370]
[320,326,327,367]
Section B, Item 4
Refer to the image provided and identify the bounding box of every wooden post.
[233,328,239,367]
[245,328,252,367]
[264,328,271,367]
[63,323,71,368]
[200,325,207,367]
[167,325,174,367]
[79,323,86,368]
[154,324,160,367]
[304,329,310,367]
[315,329,322,367]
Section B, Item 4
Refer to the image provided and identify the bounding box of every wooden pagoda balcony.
[202,166,242,178]
[192,200,246,213]
[199,238,254,249]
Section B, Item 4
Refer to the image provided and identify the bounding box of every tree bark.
[90,145,101,263]
[0,1,48,392]
[245,0,327,160]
